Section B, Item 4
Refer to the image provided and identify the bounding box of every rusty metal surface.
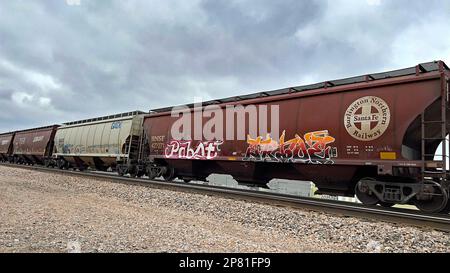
[12,125,59,157]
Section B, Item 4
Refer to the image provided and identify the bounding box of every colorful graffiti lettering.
[245,130,338,164]
[165,140,223,160]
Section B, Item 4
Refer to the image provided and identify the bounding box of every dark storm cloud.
[0,0,449,132]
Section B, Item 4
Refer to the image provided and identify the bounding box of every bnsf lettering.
[151,135,165,142]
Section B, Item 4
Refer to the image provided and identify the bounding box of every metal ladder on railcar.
[126,121,144,163]
[420,62,450,188]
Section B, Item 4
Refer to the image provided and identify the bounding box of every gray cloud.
[0,0,450,132]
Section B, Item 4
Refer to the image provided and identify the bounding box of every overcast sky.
[1,0,450,132]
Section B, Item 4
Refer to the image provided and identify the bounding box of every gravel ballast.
[0,165,449,253]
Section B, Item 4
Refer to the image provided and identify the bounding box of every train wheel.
[149,171,157,180]
[146,166,157,180]
[57,159,66,169]
[414,182,448,213]
[440,194,450,214]
[355,178,379,205]
[117,166,125,176]
[163,166,175,182]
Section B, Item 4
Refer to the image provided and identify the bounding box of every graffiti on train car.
[244,130,338,164]
[164,140,223,160]
[60,144,121,154]
[33,136,44,143]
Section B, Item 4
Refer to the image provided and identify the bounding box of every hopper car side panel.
[11,126,58,164]
[0,133,15,161]
[53,113,144,171]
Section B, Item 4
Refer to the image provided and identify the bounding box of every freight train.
[1,61,450,213]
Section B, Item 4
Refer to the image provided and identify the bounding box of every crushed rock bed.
[0,165,449,253]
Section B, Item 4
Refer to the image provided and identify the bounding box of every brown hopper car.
[143,61,450,213]
[11,125,59,165]
[0,132,14,162]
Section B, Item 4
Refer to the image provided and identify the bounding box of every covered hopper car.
[141,60,450,213]
[10,125,59,166]
[0,132,14,162]
[53,111,145,172]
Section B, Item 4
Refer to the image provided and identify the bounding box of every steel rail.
[1,162,450,232]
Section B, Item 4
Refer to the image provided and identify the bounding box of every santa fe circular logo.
[344,96,390,141]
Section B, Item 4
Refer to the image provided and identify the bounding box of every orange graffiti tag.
[245,130,337,163]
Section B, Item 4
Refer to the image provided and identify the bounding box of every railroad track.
[1,162,450,232]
